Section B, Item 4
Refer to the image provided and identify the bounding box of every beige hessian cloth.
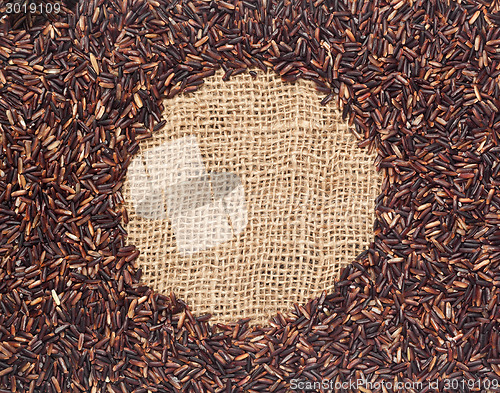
[122,69,381,325]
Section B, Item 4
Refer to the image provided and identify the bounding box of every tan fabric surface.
[122,69,381,325]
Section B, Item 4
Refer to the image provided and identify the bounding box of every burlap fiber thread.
[122,69,381,324]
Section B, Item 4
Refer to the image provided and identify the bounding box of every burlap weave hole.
[122,69,382,325]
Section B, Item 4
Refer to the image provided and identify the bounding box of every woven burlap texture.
[122,69,381,325]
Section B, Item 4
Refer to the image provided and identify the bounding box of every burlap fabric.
[122,69,381,324]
